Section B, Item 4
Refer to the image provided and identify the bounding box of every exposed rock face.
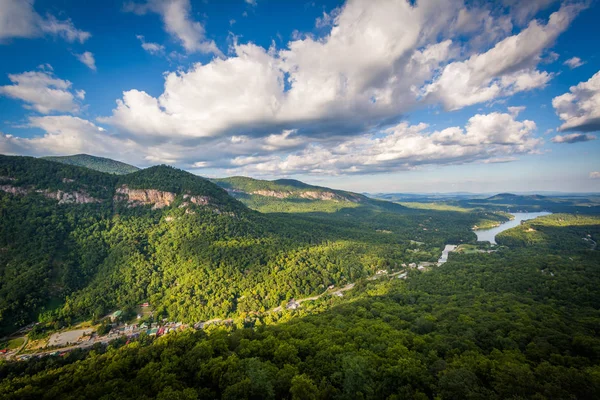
[183,194,210,205]
[0,185,30,195]
[300,191,340,201]
[251,190,292,199]
[115,186,176,209]
[41,190,99,204]
[0,185,100,204]
[250,188,363,203]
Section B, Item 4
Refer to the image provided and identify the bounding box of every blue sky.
[0,0,599,193]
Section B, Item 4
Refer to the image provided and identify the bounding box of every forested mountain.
[1,214,599,399]
[42,154,140,175]
[213,176,405,213]
[0,155,500,334]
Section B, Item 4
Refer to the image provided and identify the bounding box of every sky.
[0,0,599,193]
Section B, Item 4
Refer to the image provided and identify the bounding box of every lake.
[475,212,551,244]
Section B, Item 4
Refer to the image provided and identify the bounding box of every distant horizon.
[23,152,600,197]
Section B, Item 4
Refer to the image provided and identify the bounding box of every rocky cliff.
[0,185,100,204]
[114,186,177,209]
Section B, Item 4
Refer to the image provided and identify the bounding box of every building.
[286,300,300,310]
[110,310,123,322]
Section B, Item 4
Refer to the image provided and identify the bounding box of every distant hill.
[457,192,600,213]
[213,176,405,213]
[214,176,366,202]
[42,154,140,175]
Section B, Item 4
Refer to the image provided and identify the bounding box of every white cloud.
[503,0,559,26]
[102,0,582,144]
[551,133,596,143]
[422,3,582,110]
[564,56,584,69]
[0,68,83,114]
[136,35,165,55]
[75,51,96,71]
[230,112,541,175]
[590,171,600,179]
[124,0,221,56]
[508,106,526,117]
[244,0,257,6]
[0,0,90,43]
[553,70,600,132]
[0,116,137,158]
[38,14,90,43]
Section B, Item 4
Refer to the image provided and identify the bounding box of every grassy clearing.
[6,337,24,349]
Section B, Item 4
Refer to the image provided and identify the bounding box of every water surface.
[475,212,551,244]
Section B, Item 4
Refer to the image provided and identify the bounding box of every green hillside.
[42,154,140,175]
[213,176,405,213]
[2,216,599,399]
[0,155,494,334]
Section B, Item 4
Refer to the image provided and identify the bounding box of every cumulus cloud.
[590,171,600,179]
[229,112,541,176]
[136,34,165,55]
[564,56,584,69]
[422,3,582,110]
[124,0,221,55]
[75,51,96,71]
[0,68,83,114]
[553,70,600,132]
[0,116,131,157]
[101,0,581,145]
[0,0,90,43]
[551,133,596,143]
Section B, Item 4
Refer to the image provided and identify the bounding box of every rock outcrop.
[183,194,210,205]
[115,186,176,209]
[249,188,363,203]
[41,189,99,204]
[0,185,30,196]
[0,185,100,204]
[251,190,292,199]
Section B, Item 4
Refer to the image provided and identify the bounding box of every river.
[475,212,551,244]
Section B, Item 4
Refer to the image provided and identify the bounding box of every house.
[110,310,123,322]
[140,302,150,308]
[408,263,417,269]
[376,269,388,275]
[328,284,335,290]
[286,299,300,310]
[148,328,159,336]
[334,291,344,297]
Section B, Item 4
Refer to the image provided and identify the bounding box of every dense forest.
[41,154,140,175]
[0,155,501,333]
[1,215,599,399]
